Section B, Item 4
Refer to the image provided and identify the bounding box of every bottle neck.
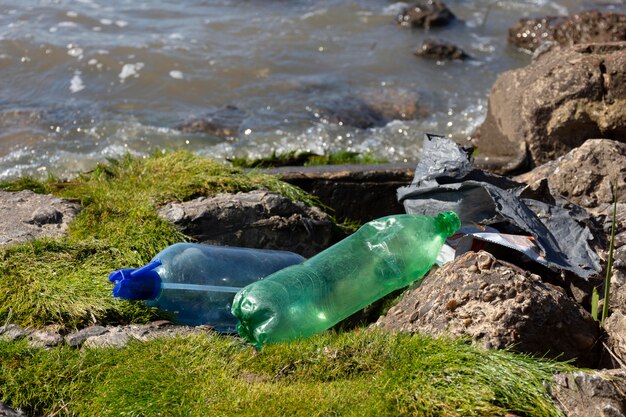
[434,211,461,238]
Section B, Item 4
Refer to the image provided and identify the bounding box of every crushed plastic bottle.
[109,243,305,332]
[232,211,461,348]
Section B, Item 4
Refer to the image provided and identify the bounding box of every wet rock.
[374,251,600,367]
[316,88,429,129]
[414,38,469,60]
[28,330,63,348]
[65,325,108,347]
[509,11,626,52]
[175,105,245,139]
[396,0,456,29]
[158,190,334,257]
[551,369,626,417]
[473,42,626,174]
[0,402,25,417]
[0,190,81,248]
[0,324,29,342]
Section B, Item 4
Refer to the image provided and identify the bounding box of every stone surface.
[81,323,210,349]
[64,325,108,347]
[515,140,626,366]
[0,190,81,248]
[265,163,415,223]
[414,38,468,60]
[515,139,626,210]
[0,324,29,342]
[27,330,63,348]
[0,402,25,417]
[159,189,334,257]
[396,0,456,29]
[551,370,626,417]
[83,327,131,348]
[509,11,626,52]
[473,42,626,174]
[604,309,626,368]
[374,251,600,367]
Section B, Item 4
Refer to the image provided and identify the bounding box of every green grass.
[0,331,572,417]
[229,150,388,168]
[0,151,577,416]
[0,151,320,329]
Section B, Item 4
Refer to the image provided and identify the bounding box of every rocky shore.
[1,3,626,417]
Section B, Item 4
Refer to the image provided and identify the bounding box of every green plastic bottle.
[231,211,461,348]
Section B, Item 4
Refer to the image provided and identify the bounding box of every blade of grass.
[601,181,618,327]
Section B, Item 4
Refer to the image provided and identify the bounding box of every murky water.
[0,0,624,179]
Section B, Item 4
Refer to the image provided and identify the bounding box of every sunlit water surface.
[0,0,624,179]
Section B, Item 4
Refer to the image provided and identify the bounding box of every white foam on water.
[70,73,85,93]
[58,21,78,28]
[118,63,144,81]
[169,70,184,79]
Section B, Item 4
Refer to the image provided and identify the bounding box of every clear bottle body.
[147,243,305,332]
[232,212,460,347]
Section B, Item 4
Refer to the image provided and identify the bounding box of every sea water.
[0,0,623,179]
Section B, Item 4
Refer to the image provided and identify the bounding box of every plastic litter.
[231,211,461,348]
[399,134,601,280]
[109,243,305,332]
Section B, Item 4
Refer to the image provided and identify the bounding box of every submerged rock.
[375,251,599,367]
[509,10,626,52]
[473,42,626,173]
[316,88,429,129]
[175,105,245,139]
[396,0,456,29]
[414,38,469,60]
[0,190,81,248]
[158,189,334,257]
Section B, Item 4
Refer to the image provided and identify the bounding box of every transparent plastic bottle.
[109,243,305,332]
[232,211,461,348]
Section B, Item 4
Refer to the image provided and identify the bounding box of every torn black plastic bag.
[398,134,601,280]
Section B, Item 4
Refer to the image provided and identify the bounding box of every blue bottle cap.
[109,259,163,300]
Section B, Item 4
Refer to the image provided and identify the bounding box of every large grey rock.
[474,42,626,173]
[374,251,599,367]
[159,189,334,257]
[551,370,626,417]
[0,190,81,247]
[509,10,626,52]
